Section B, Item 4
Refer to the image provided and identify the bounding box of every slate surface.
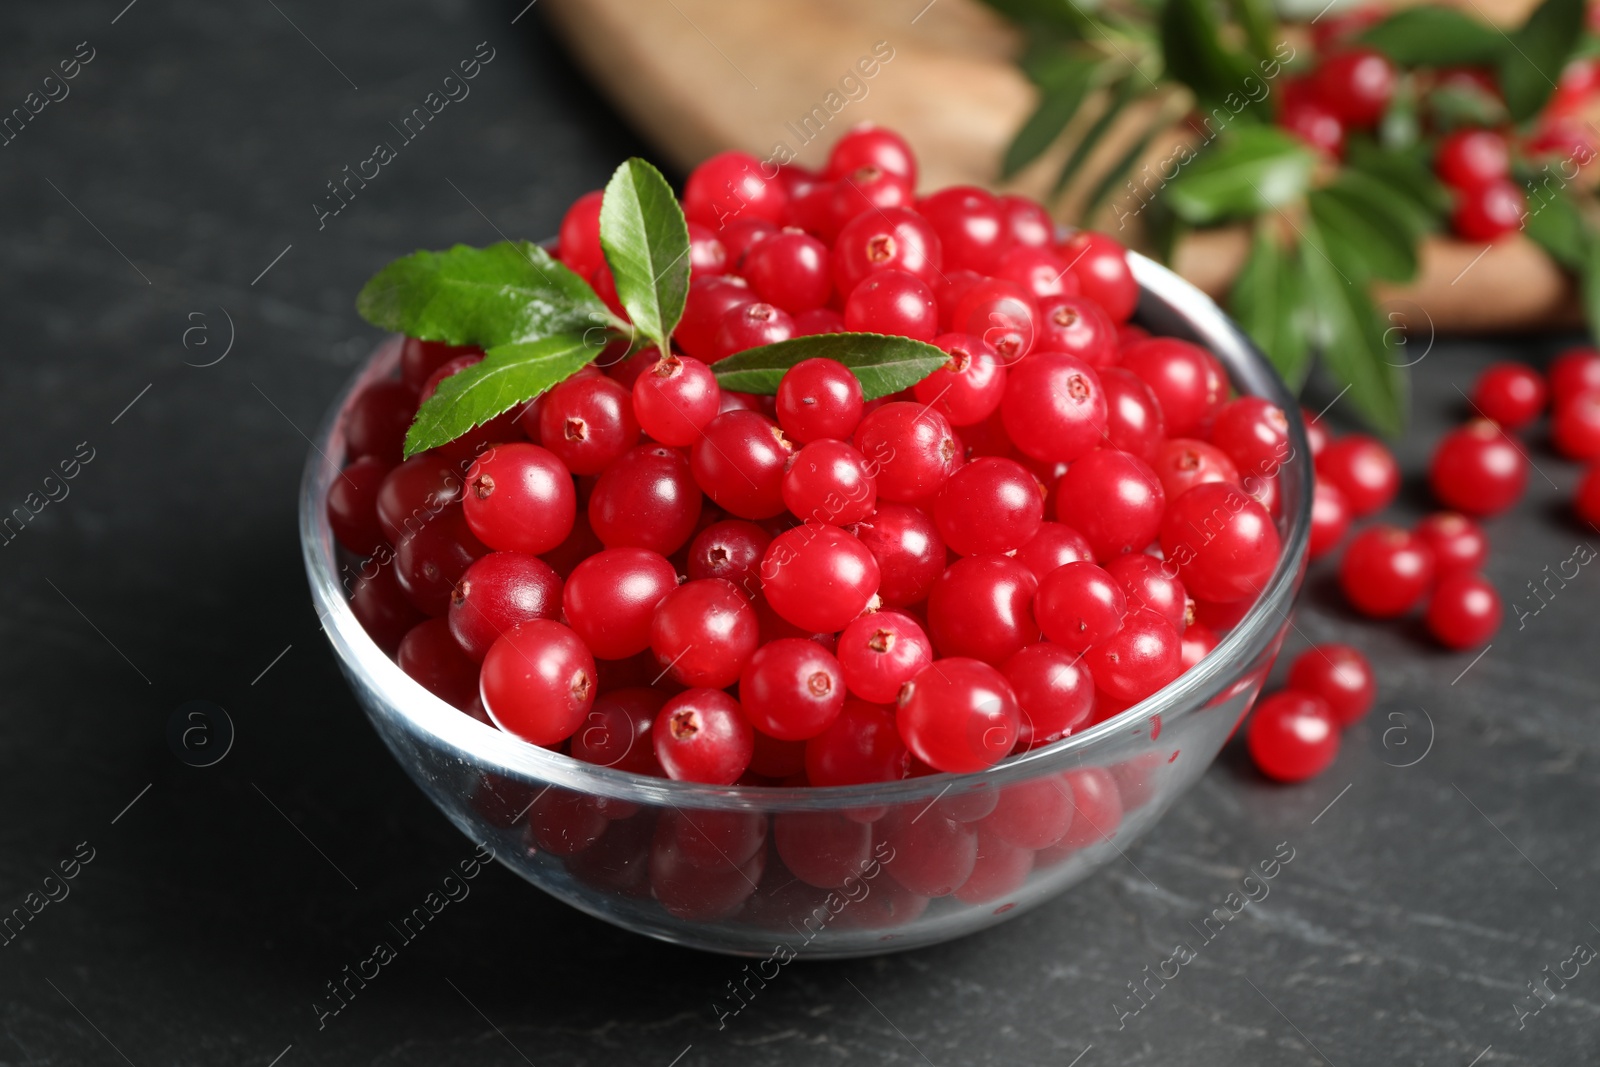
[0,1,1596,1064]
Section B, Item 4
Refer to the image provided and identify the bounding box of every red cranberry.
[1002,643,1093,747]
[479,619,595,745]
[448,551,563,662]
[832,207,943,295]
[1435,128,1510,190]
[678,276,753,361]
[1414,512,1489,576]
[1001,353,1107,463]
[400,338,477,392]
[935,457,1044,556]
[805,697,910,785]
[1153,438,1240,501]
[687,519,771,598]
[917,185,1008,273]
[999,194,1053,248]
[653,688,754,784]
[683,150,789,230]
[739,638,846,740]
[691,410,794,519]
[537,375,640,476]
[744,229,832,312]
[1054,449,1165,561]
[1312,48,1396,127]
[760,523,881,633]
[836,610,934,705]
[1099,368,1166,462]
[879,806,978,896]
[1120,337,1226,438]
[775,357,865,443]
[561,547,678,660]
[350,565,425,655]
[948,277,1038,364]
[1082,608,1182,703]
[1549,347,1600,405]
[850,502,946,606]
[1179,621,1219,668]
[1286,644,1375,726]
[557,189,605,277]
[1309,481,1352,561]
[843,269,938,341]
[345,381,417,467]
[1034,295,1117,369]
[686,220,727,278]
[1104,553,1188,630]
[631,353,720,446]
[1451,180,1526,241]
[853,402,962,502]
[394,506,488,617]
[1553,390,1600,460]
[720,217,778,270]
[774,811,874,889]
[793,307,846,336]
[1057,231,1138,322]
[998,245,1076,303]
[914,334,1007,426]
[1034,561,1126,653]
[328,456,390,556]
[1246,691,1339,782]
[397,618,479,709]
[830,166,916,231]
[926,554,1041,665]
[589,444,703,555]
[571,687,665,775]
[1160,482,1281,603]
[1210,397,1292,480]
[1316,434,1399,517]
[714,301,796,360]
[1470,361,1545,430]
[1426,572,1501,649]
[826,123,917,185]
[1279,79,1345,155]
[1012,523,1094,583]
[896,658,1021,773]
[1429,419,1528,515]
[1339,525,1435,618]
[983,778,1074,850]
[651,578,760,689]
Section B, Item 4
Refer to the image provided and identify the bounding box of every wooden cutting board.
[542,0,1580,333]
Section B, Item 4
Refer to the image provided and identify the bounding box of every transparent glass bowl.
[300,252,1311,958]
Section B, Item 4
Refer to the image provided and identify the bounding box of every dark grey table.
[2,2,1596,1064]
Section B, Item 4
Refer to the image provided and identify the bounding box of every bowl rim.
[300,250,1312,812]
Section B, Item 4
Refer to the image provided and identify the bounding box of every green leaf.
[1358,7,1507,67]
[1229,0,1277,60]
[1160,0,1263,114]
[1163,127,1315,224]
[1297,219,1408,436]
[403,331,611,457]
[711,334,949,400]
[356,242,612,348]
[599,158,691,353]
[1003,58,1100,178]
[1307,188,1418,283]
[1424,82,1510,131]
[1053,75,1141,197]
[1343,137,1452,214]
[1500,0,1586,122]
[1524,185,1587,269]
[1230,224,1310,389]
[1326,169,1438,242]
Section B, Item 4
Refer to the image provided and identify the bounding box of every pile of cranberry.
[1279,11,1599,241]
[327,123,1338,793]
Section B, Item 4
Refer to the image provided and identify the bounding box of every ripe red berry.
[1469,361,1545,430]
[774,810,875,889]
[344,381,417,466]
[1339,525,1435,618]
[1098,368,1166,462]
[850,502,947,606]
[896,658,1021,773]
[948,277,1038,364]
[1279,81,1346,156]
[996,245,1075,302]
[782,439,878,525]
[927,554,1041,665]
[935,456,1044,556]
[1082,608,1182,704]
[557,189,605,277]
[561,547,679,660]
[479,619,596,745]
[1057,231,1138,322]
[1179,621,1219,668]
[1316,434,1399,517]
[1312,48,1396,127]
[686,519,771,597]
[461,444,575,555]
[836,610,935,705]
[879,806,979,895]
[914,334,1007,426]
[538,375,641,476]
[1055,449,1165,561]
[760,523,881,633]
[1120,337,1226,438]
[1159,482,1282,604]
[917,185,1008,273]
[1104,553,1188,630]
[1034,561,1127,653]
[853,402,962,501]
[1001,353,1107,463]
[1435,128,1511,190]
[1426,572,1502,649]
[650,578,760,688]
[1034,295,1117,369]
[805,697,910,785]
[775,357,865,443]
[1451,180,1526,241]
[448,551,563,662]
[1414,511,1489,576]
[720,217,778,269]
[1000,194,1053,249]
[683,150,789,230]
[1011,522,1094,584]
[843,268,938,341]
[1549,347,1600,405]
[1308,480,1352,561]
[588,444,703,555]
[738,638,847,740]
[394,506,488,617]
[826,123,918,186]
[830,165,916,232]
[1553,390,1600,460]
[571,687,665,775]
[1002,643,1094,747]
[743,229,832,312]
[350,566,425,656]
[1429,418,1528,515]
[678,275,755,361]
[832,207,943,295]
[1210,396,1292,481]
[687,220,727,278]
[1246,691,1339,782]
[714,301,796,360]
[691,410,794,519]
[398,618,479,709]
[327,456,390,556]
[653,688,755,784]
[1153,438,1240,501]
[793,307,846,336]
[631,353,720,446]
[1286,644,1375,726]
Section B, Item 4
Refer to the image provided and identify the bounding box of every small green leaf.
[1326,169,1438,241]
[1343,137,1452,214]
[1160,0,1264,114]
[1523,185,1587,269]
[1308,188,1418,284]
[1003,59,1100,178]
[1500,0,1586,122]
[403,330,611,457]
[1358,7,1506,67]
[1163,127,1315,225]
[1053,76,1140,197]
[1298,219,1408,436]
[711,334,949,400]
[1230,224,1310,389]
[1229,0,1278,61]
[599,158,691,352]
[357,242,612,348]
[1425,81,1510,131]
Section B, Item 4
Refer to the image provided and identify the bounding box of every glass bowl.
[300,251,1312,958]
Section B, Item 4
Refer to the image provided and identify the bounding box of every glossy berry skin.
[398,618,479,709]
[832,165,917,232]
[774,810,875,890]
[683,150,788,229]
[948,278,1038,364]
[1287,644,1376,727]
[1153,438,1240,502]
[1034,295,1117,369]
[739,638,847,740]
[914,334,1007,426]
[715,302,796,360]
[678,276,755,361]
[589,444,703,555]
[836,610,934,704]
[1246,691,1339,783]
[461,444,575,555]
[1339,525,1435,618]
[650,579,760,689]
[653,688,754,785]
[744,229,832,311]
[1159,482,1281,604]
[927,554,1041,666]
[350,566,425,656]
[1452,180,1526,241]
[1308,481,1352,561]
[1001,353,1107,463]
[1210,397,1291,480]
[1105,553,1187,630]
[775,357,865,443]
[850,503,947,606]
[1012,522,1094,584]
[1034,562,1126,653]
[917,185,1008,273]
[1316,434,1400,517]
[691,410,793,519]
[448,551,564,662]
[832,207,943,295]
[1058,231,1138,322]
[328,456,389,556]
[853,402,962,502]
[997,246,1074,301]
[631,354,720,446]
[1470,361,1545,430]
[760,524,881,633]
[479,619,596,746]
[561,547,678,660]
[782,439,877,525]
[897,658,1021,773]
[1002,643,1093,747]
[1426,572,1502,649]
[1575,464,1600,527]
[1312,48,1396,127]
[344,381,416,466]
[1279,84,1345,156]
[1082,609,1182,704]
[538,375,641,476]
[934,457,1043,556]
[805,698,910,786]
[557,189,605,277]
[571,688,665,775]
[686,519,771,597]
[1549,347,1600,405]
[844,269,938,341]
[1122,338,1228,438]
[1553,390,1600,460]
[687,220,728,278]
[1000,194,1053,248]
[1414,512,1489,577]
[1436,128,1511,191]
[394,507,488,617]
[1179,622,1219,669]
[720,217,778,270]
[1054,449,1165,561]
[400,337,477,392]
[827,124,917,184]
[793,307,846,336]
[1098,368,1166,462]
[1429,419,1528,515]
